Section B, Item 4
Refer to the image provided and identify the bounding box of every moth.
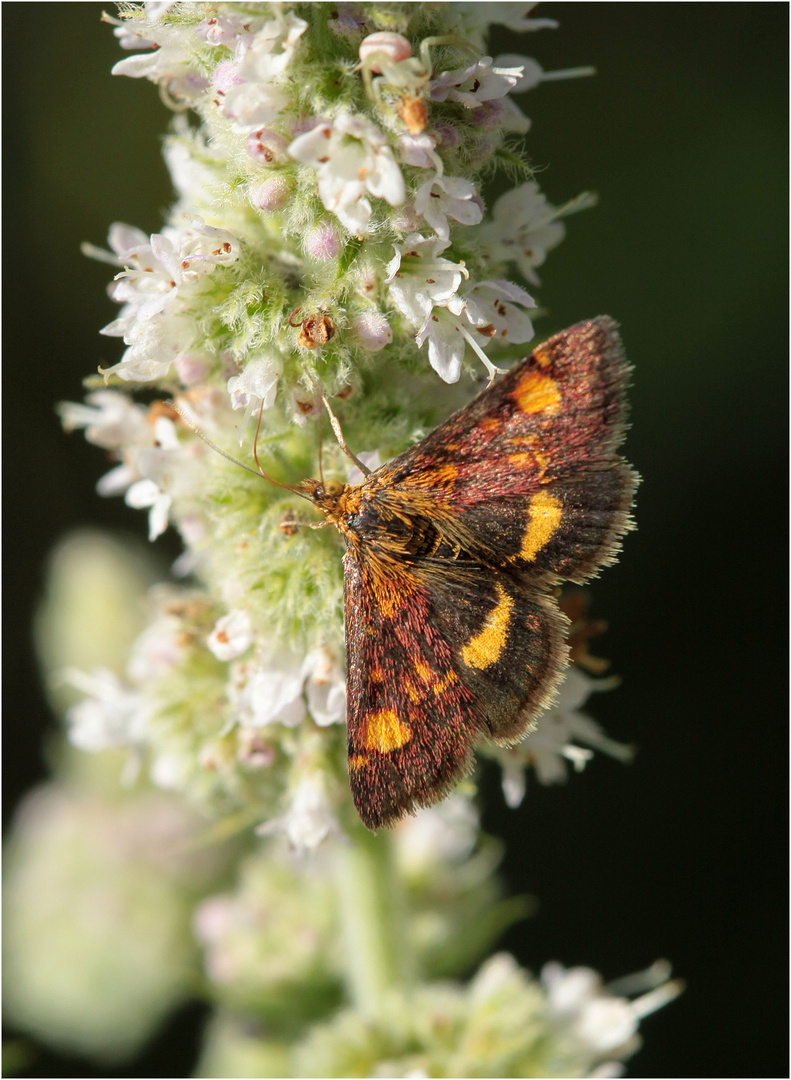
[178,316,635,831]
[296,316,637,830]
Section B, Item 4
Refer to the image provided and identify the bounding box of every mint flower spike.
[23,5,682,1073]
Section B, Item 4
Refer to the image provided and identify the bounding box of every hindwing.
[343,548,567,830]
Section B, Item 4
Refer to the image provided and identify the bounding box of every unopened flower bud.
[359,32,412,74]
[249,176,290,212]
[305,222,342,261]
[174,352,211,386]
[352,311,392,352]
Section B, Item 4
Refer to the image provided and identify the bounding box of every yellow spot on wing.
[415,659,432,683]
[461,583,514,670]
[349,755,369,772]
[414,659,458,694]
[511,371,561,415]
[433,670,458,694]
[520,490,563,560]
[363,710,412,753]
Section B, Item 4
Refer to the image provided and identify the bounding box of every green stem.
[333,828,409,1017]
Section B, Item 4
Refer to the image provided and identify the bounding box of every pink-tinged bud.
[359,32,412,74]
[291,114,325,138]
[473,99,506,129]
[352,311,392,352]
[247,128,289,164]
[213,59,242,95]
[174,352,211,386]
[305,223,342,261]
[433,124,461,150]
[391,203,421,233]
[249,176,291,212]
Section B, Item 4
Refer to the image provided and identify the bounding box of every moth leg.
[302,369,372,477]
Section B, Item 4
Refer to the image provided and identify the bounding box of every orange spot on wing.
[406,462,459,489]
[511,371,561,415]
[362,709,412,753]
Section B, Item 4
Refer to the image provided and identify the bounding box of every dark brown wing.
[343,548,567,830]
[365,317,636,584]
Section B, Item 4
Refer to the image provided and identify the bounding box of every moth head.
[297,477,348,512]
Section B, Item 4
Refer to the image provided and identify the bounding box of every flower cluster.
[3,4,681,1075]
[58,1,604,844]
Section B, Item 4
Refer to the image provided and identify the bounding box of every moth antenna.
[288,305,303,328]
[302,369,372,477]
[317,407,326,485]
[167,400,310,498]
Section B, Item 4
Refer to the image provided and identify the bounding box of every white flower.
[226,351,282,441]
[415,295,470,383]
[452,3,560,36]
[469,952,523,1001]
[95,217,238,383]
[541,960,682,1063]
[121,414,182,541]
[496,667,634,806]
[112,18,208,105]
[397,132,443,171]
[207,610,253,662]
[126,598,187,684]
[394,795,479,872]
[385,234,467,327]
[497,52,596,95]
[256,772,337,852]
[236,12,307,84]
[125,478,172,542]
[302,646,346,727]
[58,390,149,451]
[63,668,149,751]
[431,56,527,107]
[415,276,534,383]
[235,649,307,729]
[194,14,251,49]
[289,114,405,235]
[413,174,483,242]
[481,181,594,285]
[463,279,536,344]
[481,181,566,285]
[219,80,289,133]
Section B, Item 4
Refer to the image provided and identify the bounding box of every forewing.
[368,317,636,583]
[343,548,567,830]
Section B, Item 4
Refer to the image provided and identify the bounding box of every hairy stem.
[333,828,410,1015]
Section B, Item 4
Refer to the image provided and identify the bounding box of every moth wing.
[370,317,636,583]
[343,549,567,830]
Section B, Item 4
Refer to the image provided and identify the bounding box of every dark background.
[3,3,788,1077]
